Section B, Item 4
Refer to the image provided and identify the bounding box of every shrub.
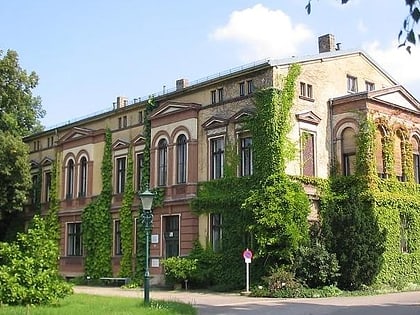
[263,266,301,293]
[161,257,197,285]
[0,216,73,305]
[294,242,340,288]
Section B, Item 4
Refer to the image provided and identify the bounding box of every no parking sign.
[242,248,253,264]
[242,248,253,293]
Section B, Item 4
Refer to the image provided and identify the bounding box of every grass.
[0,294,197,315]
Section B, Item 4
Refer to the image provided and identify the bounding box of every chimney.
[318,34,336,53]
[116,96,128,109]
[176,78,189,91]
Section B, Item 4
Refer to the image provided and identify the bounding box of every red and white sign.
[243,249,253,264]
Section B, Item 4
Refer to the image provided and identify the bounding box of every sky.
[0,1,418,129]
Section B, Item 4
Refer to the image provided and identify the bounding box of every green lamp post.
[138,187,154,305]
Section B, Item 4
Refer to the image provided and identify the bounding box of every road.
[74,286,420,315]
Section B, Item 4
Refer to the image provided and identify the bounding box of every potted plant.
[161,256,197,289]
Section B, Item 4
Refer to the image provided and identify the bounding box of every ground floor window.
[67,222,82,256]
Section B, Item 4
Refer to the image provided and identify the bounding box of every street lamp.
[138,187,154,305]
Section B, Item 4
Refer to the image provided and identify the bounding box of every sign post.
[242,248,253,293]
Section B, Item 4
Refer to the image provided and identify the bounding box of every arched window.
[79,156,87,197]
[412,136,420,183]
[375,126,386,178]
[341,127,356,175]
[67,159,74,199]
[395,130,404,181]
[176,134,187,184]
[158,139,168,186]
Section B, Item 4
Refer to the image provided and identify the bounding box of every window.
[66,159,74,199]
[365,81,375,91]
[67,223,82,256]
[79,157,87,197]
[31,174,39,204]
[44,171,51,202]
[247,80,253,94]
[123,115,128,128]
[210,213,222,252]
[375,126,386,178]
[116,157,126,194]
[118,117,122,129]
[211,90,217,104]
[114,220,122,256]
[158,139,168,186]
[47,136,54,148]
[341,127,356,176]
[210,137,224,179]
[299,82,313,99]
[395,130,405,181]
[412,137,420,183]
[217,88,224,102]
[347,75,358,93]
[176,134,187,184]
[239,82,245,96]
[138,111,144,124]
[136,153,144,192]
[240,137,253,176]
[301,131,315,176]
[400,213,410,253]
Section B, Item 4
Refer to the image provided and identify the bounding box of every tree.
[0,50,45,241]
[306,0,420,53]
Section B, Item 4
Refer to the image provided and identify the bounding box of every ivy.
[191,64,310,289]
[82,128,113,279]
[119,145,134,278]
[45,152,60,242]
[135,97,158,282]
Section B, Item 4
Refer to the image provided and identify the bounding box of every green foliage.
[0,132,32,223]
[321,176,386,290]
[45,154,61,242]
[0,50,45,136]
[119,145,134,278]
[135,97,158,282]
[244,173,310,263]
[0,216,72,305]
[82,128,113,279]
[161,257,197,284]
[263,266,301,293]
[294,242,340,288]
[246,64,300,180]
[187,242,221,287]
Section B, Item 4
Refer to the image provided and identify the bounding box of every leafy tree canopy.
[0,49,45,239]
[306,0,420,53]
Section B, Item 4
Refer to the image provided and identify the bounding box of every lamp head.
[139,188,154,211]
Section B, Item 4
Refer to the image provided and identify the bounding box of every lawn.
[0,294,197,315]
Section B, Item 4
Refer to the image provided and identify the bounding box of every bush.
[0,216,73,305]
[161,257,197,285]
[294,242,340,288]
[263,266,302,293]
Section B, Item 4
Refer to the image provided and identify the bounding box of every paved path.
[74,286,420,315]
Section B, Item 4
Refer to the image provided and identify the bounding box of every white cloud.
[364,41,420,84]
[210,4,313,61]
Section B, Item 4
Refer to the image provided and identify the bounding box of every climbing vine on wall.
[119,145,134,278]
[192,64,310,288]
[45,152,61,242]
[82,128,113,279]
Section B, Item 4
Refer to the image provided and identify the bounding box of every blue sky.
[0,1,417,128]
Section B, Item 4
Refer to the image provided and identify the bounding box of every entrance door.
[164,215,179,258]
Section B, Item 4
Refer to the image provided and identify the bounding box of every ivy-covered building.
[23,34,420,284]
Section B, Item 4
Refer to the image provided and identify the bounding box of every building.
[24,34,420,284]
